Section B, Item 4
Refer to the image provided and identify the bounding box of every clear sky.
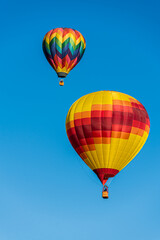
[0,0,160,239]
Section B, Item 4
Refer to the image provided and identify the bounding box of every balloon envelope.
[66,91,150,185]
[42,27,86,79]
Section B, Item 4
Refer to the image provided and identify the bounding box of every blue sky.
[0,0,160,239]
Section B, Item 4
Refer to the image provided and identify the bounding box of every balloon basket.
[59,80,64,86]
[102,185,109,199]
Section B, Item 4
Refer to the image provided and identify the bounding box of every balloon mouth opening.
[57,72,68,78]
[93,168,119,184]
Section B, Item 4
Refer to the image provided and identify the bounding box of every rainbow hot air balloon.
[66,91,150,198]
[42,28,86,86]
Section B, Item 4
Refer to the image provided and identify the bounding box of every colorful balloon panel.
[42,28,86,78]
[66,91,150,185]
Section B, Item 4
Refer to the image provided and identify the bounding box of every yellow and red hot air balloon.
[42,28,86,86]
[66,91,150,198]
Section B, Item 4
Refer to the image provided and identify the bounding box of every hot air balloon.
[42,28,86,86]
[66,91,150,198]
